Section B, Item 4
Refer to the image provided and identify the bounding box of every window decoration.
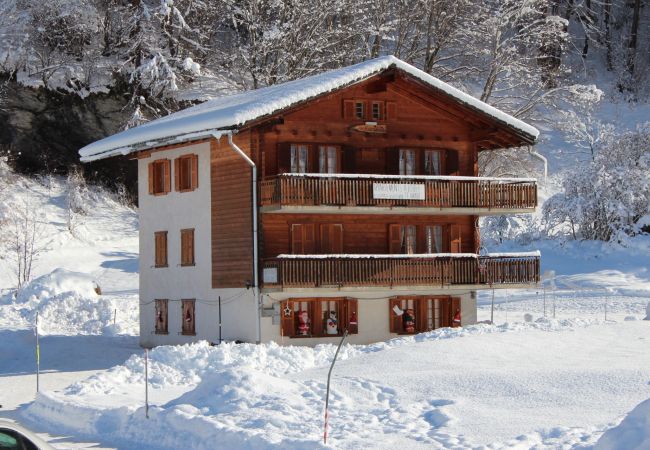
[148,159,171,195]
[180,228,195,266]
[154,231,168,267]
[390,296,460,334]
[182,299,196,335]
[280,298,358,338]
[175,154,198,192]
[155,299,168,334]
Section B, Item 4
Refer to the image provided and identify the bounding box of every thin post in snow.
[35,312,40,393]
[145,348,149,419]
[324,329,348,445]
[490,289,495,324]
[604,291,608,322]
[543,287,546,318]
[113,309,117,326]
[218,296,222,345]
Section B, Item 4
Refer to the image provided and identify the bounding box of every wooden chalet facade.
[80,56,540,347]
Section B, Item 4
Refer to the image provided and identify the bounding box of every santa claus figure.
[452,308,461,327]
[403,309,415,333]
[326,311,338,335]
[298,310,310,336]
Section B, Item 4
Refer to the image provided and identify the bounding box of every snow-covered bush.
[544,124,650,241]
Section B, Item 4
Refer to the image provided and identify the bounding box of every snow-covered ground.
[1,167,650,449]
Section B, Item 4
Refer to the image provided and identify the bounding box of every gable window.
[425,225,443,253]
[180,228,195,266]
[181,299,196,335]
[390,296,460,334]
[154,231,168,267]
[280,298,358,338]
[399,149,416,175]
[355,101,365,119]
[175,154,198,192]
[371,101,383,120]
[318,146,339,174]
[290,144,309,173]
[155,299,168,334]
[148,159,171,195]
[424,150,442,176]
[389,224,417,254]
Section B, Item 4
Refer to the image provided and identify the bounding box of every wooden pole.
[145,348,149,419]
[324,329,348,445]
[35,312,40,393]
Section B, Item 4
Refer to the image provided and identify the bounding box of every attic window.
[355,101,365,119]
[371,102,383,120]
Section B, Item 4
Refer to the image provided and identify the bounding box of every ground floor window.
[182,299,196,335]
[389,296,460,334]
[281,297,358,338]
[155,299,168,334]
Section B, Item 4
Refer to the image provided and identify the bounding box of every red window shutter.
[388,224,402,254]
[174,158,180,191]
[389,298,402,333]
[303,223,316,254]
[191,154,199,189]
[280,301,295,337]
[346,298,358,334]
[343,99,355,119]
[291,224,303,254]
[163,159,171,193]
[386,101,397,120]
[450,225,462,253]
[148,162,154,194]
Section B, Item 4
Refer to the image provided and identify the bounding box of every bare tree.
[3,201,46,289]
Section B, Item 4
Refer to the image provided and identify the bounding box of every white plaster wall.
[260,290,475,346]
[138,142,257,347]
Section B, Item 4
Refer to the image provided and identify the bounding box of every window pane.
[405,225,417,254]
[425,226,443,253]
[425,150,441,175]
[399,149,416,175]
[290,145,308,173]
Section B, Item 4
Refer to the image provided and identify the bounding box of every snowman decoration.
[326,311,338,335]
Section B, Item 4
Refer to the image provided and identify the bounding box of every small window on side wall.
[180,228,195,266]
[148,159,171,195]
[175,154,198,192]
[181,299,196,335]
[155,299,168,334]
[371,101,383,120]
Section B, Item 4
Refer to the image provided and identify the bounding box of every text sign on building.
[372,183,425,200]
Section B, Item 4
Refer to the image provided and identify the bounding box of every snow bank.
[595,397,650,450]
[0,269,138,336]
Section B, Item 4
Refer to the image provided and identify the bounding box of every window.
[354,101,365,119]
[290,144,309,173]
[320,224,343,253]
[180,228,195,266]
[155,299,168,334]
[424,150,441,175]
[291,223,316,254]
[148,159,171,195]
[318,146,339,174]
[175,154,198,192]
[389,224,417,254]
[154,231,168,267]
[182,299,196,335]
[450,224,462,253]
[425,225,443,253]
[390,296,460,334]
[399,149,416,175]
[371,101,383,120]
[280,298,358,338]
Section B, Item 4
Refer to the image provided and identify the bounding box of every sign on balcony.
[373,183,425,200]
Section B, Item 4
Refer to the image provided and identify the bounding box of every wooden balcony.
[262,253,540,289]
[259,174,537,214]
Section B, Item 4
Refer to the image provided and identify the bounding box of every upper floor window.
[180,228,195,266]
[290,144,309,173]
[399,149,416,176]
[175,154,198,192]
[389,224,417,254]
[371,101,383,120]
[148,159,171,195]
[354,101,365,119]
[318,146,339,174]
[154,231,168,267]
[424,150,442,176]
[425,225,443,253]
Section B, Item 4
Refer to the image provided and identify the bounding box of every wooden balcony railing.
[259,174,537,210]
[262,254,540,289]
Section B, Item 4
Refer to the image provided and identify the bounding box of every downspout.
[215,131,260,344]
[528,145,547,182]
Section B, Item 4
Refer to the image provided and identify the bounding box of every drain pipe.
[218,132,260,344]
[528,146,547,182]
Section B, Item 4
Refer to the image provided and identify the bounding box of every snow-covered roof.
[79,55,540,162]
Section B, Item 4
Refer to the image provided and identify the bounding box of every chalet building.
[79,56,541,347]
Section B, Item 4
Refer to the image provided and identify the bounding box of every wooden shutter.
[181,229,194,266]
[389,298,402,333]
[346,298,358,334]
[174,158,181,191]
[342,146,356,173]
[343,99,355,119]
[416,298,428,333]
[446,150,459,175]
[321,224,343,253]
[303,223,316,254]
[163,159,171,193]
[451,297,461,327]
[440,298,451,327]
[280,301,295,338]
[277,143,291,174]
[450,224,462,253]
[191,154,199,189]
[386,101,397,120]
[148,162,155,194]
[386,147,400,174]
[312,300,323,337]
[291,224,303,254]
[155,231,168,267]
[389,224,402,254]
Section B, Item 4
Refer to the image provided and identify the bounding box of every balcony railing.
[259,174,537,210]
[262,253,540,289]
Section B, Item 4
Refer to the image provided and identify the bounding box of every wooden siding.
[211,134,254,288]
